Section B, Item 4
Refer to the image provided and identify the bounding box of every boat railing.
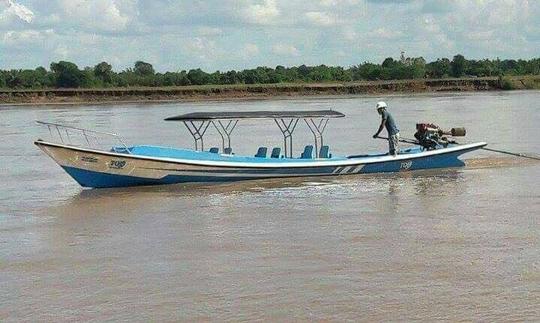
[36,121,131,153]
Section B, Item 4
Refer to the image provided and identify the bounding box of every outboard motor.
[414,123,466,150]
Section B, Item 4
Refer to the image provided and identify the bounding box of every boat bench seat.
[255,147,267,158]
[271,147,281,158]
[300,145,314,159]
[319,145,332,158]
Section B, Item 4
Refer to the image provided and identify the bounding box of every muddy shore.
[1,76,538,106]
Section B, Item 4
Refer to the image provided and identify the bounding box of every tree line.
[1,55,539,89]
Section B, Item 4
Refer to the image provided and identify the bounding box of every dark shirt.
[382,110,399,135]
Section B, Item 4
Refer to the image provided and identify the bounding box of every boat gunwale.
[35,140,487,169]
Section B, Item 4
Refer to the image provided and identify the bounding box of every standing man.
[372,101,400,156]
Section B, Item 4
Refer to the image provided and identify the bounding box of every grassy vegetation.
[521,75,540,89]
[500,75,540,90]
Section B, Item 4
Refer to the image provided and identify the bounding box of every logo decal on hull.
[109,160,127,169]
[400,160,412,171]
[80,156,98,163]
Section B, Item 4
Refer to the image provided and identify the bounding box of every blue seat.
[254,147,267,158]
[270,147,281,158]
[319,145,330,158]
[224,147,233,155]
[300,145,313,159]
[209,147,219,153]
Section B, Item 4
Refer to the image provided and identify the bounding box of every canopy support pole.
[274,118,299,158]
[304,118,329,158]
[212,120,238,151]
[183,121,210,151]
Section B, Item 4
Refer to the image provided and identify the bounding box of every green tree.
[82,66,99,87]
[243,70,260,84]
[278,66,299,82]
[527,58,540,74]
[221,70,239,84]
[426,58,451,78]
[178,70,191,85]
[467,59,495,77]
[411,57,426,78]
[298,65,310,80]
[94,62,114,84]
[266,69,282,83]
[50,61,86,88]
[382,57,398,69]
[208,71,221,84]
[34,66,54,87]
[19,69,42,88]
[161,72,180,86]
[187,69,210,85]
[451,54,467,77]
[134,61,155,76]
[308,65,332,82]
[353,63,383,80]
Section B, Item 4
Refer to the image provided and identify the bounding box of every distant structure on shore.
[400,51,407,64]
[400,51,418,67]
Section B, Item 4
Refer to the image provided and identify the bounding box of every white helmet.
[376,101,387,110]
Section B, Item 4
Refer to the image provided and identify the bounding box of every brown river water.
[1,91,539,321]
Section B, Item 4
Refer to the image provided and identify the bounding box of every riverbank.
[1,76,539,106]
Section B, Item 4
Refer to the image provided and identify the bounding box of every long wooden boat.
[35,110,487,188]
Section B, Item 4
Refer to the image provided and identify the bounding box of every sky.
[0,0,539,72]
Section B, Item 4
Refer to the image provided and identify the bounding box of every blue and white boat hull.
[35,140,487,188]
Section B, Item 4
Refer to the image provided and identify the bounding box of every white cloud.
[341,26,357,41]
[54,44,69,60]
[185,37,219,61]
[243,43,260,57]
[320,0,362,6]
[241,0,280,25]
[197,26,223,37]
[421,0,452,14]
[2,28,53,45]
[367,27,403,40]
[465,30,494,42]
[305,11,335,26]
[272,43,300,56]
[57,0,131,32]
[0,0,34,24]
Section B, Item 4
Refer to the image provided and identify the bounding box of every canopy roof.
[165,110,345,121]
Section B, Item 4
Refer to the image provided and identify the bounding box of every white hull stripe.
[350,165,362,173]
[340,166,353,174]
[332,166,343,174]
